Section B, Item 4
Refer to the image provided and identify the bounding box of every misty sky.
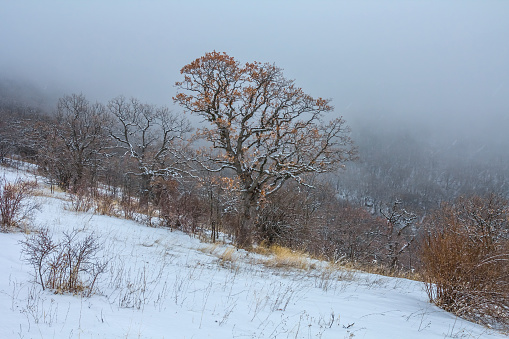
[1,1,508,144]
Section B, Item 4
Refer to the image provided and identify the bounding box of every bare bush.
[154,178,202,233]
[0,176,37,230]
[20,227,108,297]
[317,202,382,264]
[200,173,241,243]
[66,185,95,212]
[256,181,382,266]
[19,226,55,290]
[120,195,136,220]
[420,195,509,328]
[94,193,118,217]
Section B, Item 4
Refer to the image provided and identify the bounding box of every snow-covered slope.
[0,166,505,338]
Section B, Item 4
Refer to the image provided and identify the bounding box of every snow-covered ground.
[0,165,505,338]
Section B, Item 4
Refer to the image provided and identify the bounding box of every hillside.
[0,164,505,339]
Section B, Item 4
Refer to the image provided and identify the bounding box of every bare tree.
[174,51,356,247]
[380,200,417,270]
[107,96,191,207]
[37,94,110,191]
[0,102,44,165]
[0,109,13,163]
[453,194,509,249]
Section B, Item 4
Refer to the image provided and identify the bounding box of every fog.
[1,0,508,146]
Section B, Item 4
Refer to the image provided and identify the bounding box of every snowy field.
[0,165,506,338]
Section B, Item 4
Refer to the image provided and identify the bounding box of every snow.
[0,165,506,338]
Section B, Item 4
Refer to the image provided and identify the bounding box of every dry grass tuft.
[95,194,120,217]
[264,245,311,270]
[199,243,220,255]
[219,247,237,263]
[251,242,271,256]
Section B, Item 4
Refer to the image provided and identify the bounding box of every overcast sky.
[1,0,508,142]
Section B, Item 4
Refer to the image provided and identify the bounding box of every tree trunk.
[236,192,256,248]
[139,174,152,208]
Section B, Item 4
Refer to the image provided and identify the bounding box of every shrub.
[66,185,94,212]
[256,182,383,267]
[0,176,37,230]
[20,227,108,296]
[94,193,118,217]
[120,195,136,219]
[420,195,509,328]
[155,178,202,233]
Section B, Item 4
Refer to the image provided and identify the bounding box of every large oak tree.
[174,51,356,247]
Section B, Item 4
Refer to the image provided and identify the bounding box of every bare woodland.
[0,52,508,328]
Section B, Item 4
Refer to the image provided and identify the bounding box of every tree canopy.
[174,51,356,246]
